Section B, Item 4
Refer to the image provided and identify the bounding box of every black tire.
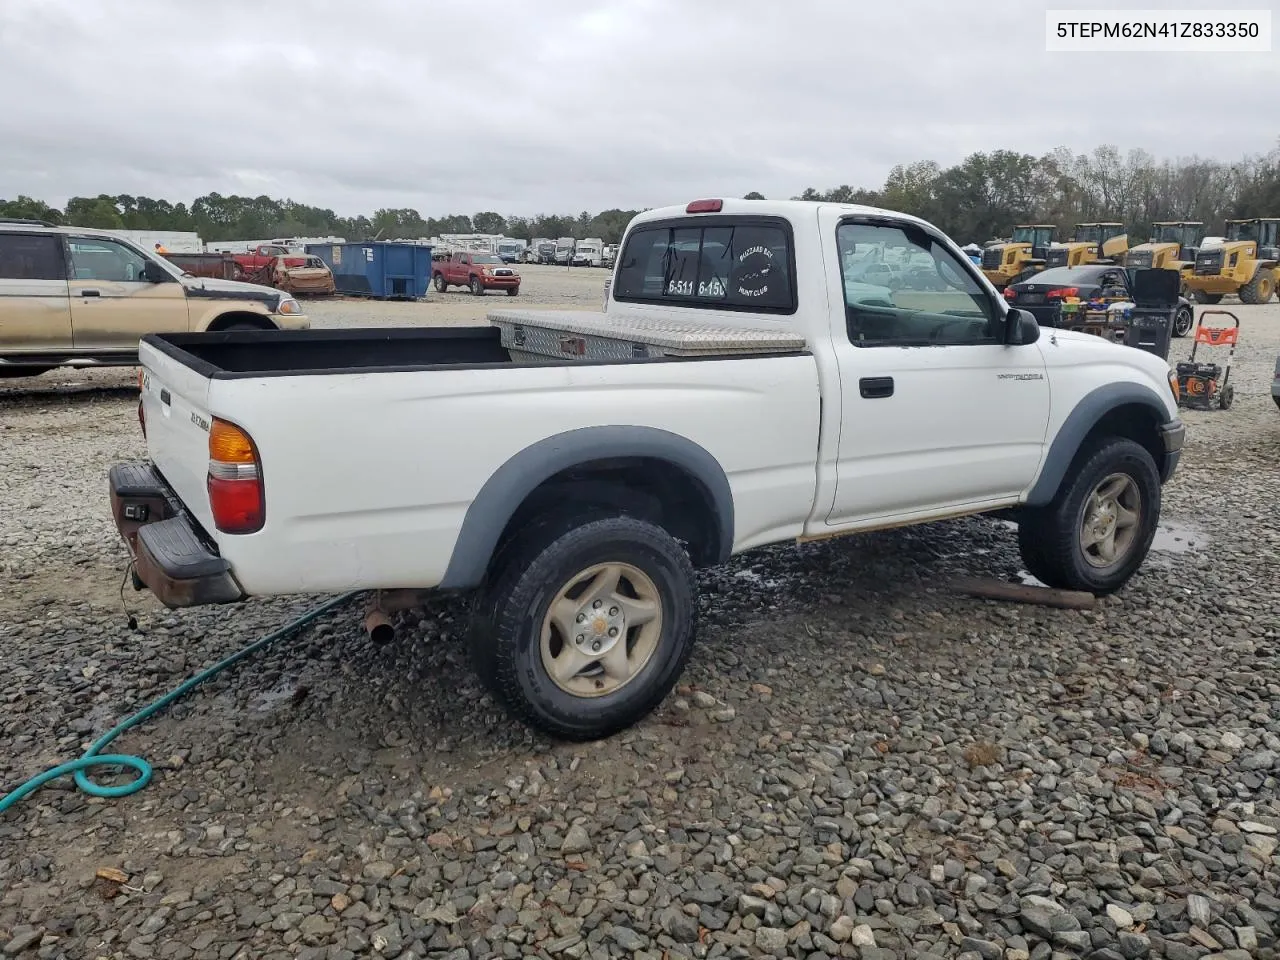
[470,276,484,296]
[0,367,54,379]
[506,286,520,296]
[221,322,264,332]
[433,273,447,293]
[1239,269,1275,305]
[470,515,697,740]
[1219,384,1234,410]
[1016,437,1161,595]
[1172,305,1193,338]
[1193,289,1223,305]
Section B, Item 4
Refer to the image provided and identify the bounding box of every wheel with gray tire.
[1016,436,1161,595]
[433,273,447,293]
[470,276,484,296]
[1173,304,1193,337]
[1219,384,1234,410]
[469,515,697,740]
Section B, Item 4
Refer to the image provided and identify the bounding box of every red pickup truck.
[432,252,521,296]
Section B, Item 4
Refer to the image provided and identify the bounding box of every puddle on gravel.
[1150,521,1209,554]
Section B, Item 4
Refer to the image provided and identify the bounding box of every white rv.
[573,237,604,267]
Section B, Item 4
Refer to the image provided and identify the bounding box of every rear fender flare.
[1025,383,1170,506]
[439,425,734,589]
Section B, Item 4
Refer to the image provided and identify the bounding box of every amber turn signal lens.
[209,418,257,464]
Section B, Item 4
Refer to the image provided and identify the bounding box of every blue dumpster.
[305,242,432,299]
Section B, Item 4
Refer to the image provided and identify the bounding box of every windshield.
[471,254,503,264]
[1074,225,1102,244]
[1020,265,1108,286]
[1226,221,1259,242]
[1011,226,1053,246]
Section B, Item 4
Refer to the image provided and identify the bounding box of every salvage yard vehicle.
[108,198,1185,741]
[980,224,1056,289]
[1185,217,1278,304]
[229,244,336,295]
[432,252,520,296]
[1005,263,1195,337]
[0,218,308,378]
[1043,222,1128,269]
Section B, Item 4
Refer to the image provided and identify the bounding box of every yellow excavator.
[1125,221,1204,296]
[1043,222,1128,268]
[980,224,1056,289]
[1184,217,1279,304]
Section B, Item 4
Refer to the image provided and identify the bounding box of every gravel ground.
[2,281,1278,960]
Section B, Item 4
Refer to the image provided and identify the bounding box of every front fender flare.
[439,425,734,589]
[1025,382,1173,506]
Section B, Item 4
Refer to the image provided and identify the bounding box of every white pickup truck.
[109,198,1185,740]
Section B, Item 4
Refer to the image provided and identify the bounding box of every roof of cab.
[629,198,936,231]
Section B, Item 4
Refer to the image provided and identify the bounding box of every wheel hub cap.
[1080,472,1142,569]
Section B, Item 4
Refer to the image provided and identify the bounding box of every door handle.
[859,376,895,399]
[79,289,101,297]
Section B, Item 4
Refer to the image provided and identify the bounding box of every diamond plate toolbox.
[487,309,806,363]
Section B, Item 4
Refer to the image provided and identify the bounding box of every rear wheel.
[1173,304,1194,337]
[506,286,520,297]
[1016,437,1161,595]
[1239,269,1275,305]
[470,276,484,296]
[1193,289,1223,305]
[1219,384,1234,410]
[433,273,448,293]
[469,515,697,740]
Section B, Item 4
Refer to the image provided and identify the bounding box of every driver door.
[66,236,189,352]
[821,212,1051,526]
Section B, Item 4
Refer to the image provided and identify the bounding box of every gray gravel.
[2,290,1279,959]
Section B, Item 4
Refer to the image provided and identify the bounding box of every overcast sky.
[0,0,1274,218]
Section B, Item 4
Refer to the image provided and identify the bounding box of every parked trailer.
[305,241,433,299]
[101,229,204,254]
[161,251,238,280]
[554,237,575,264]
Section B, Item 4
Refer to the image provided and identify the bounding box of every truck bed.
[146,315,808,378]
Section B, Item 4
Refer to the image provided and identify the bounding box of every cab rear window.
[613,217,796,314]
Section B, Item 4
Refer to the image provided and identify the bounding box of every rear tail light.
[686,199,723,213]
[137,370,146,437]
[1046,286,1079,299]
[1003,287,1018,300]
[207,418,264,534]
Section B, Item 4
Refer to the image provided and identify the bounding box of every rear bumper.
[1159,419,1185,483]
[109,462,244,608]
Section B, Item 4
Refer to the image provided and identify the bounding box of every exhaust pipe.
[364,608,395,645]
[362,589,429,645]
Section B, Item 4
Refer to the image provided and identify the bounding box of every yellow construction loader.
[980,224,1056,289]
[1125,221,1204,296]
[1043,222,1128,268]
[1184,217,1279,304]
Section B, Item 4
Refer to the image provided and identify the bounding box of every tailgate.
[138,339,218,535]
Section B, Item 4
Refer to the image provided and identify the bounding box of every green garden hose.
[0,591,359,815]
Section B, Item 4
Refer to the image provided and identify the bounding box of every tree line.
[3,142,1278,247]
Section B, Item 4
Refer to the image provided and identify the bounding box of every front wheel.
[1016,437,1161,595]
[1193,289,1223,305]
[1173,304,1193,337]
[470,516,697,740]
[433,273,447,293]
[470,276,484,296]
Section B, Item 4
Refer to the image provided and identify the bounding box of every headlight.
[277,297,301,315]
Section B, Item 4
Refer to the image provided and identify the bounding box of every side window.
[836,221,998,346]
[613,219,795,313]
[0,234,66,280]
[68,238,150,282]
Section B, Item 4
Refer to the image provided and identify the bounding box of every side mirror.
[1005,308,1040,345]
[142,260,169,283]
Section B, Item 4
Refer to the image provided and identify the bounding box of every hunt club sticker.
[734,245,775,299]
